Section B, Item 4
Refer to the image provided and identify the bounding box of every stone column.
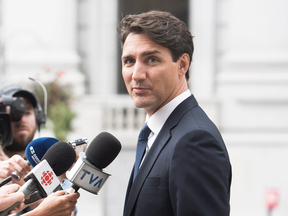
[2,0,85,96]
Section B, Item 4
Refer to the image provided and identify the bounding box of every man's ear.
[178,53,190,76]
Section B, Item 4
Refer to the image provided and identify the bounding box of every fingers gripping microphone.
[66,132,121,195]
[0,137,85,187]
[0,161,31,188]
[24,141,76,205]
[0,137,58,188]
[0,142,76,216]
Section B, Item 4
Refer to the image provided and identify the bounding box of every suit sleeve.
[169,129,231,216]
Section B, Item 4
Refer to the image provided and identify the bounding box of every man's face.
[122,33,186,117]
[11,97,37,151]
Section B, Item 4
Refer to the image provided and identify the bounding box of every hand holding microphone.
[0,131,120,215]
[0,141,76,216]
[24,190,80,216]
[0,184,25,213]
[0,155,31,179]
[0,137,59,188]
[0,155,31,187]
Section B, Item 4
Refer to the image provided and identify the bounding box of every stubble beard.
[5,131,35,152]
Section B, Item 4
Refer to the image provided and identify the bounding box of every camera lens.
[0,113,13,146]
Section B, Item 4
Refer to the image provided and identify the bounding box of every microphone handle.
[0,176,12,187]
[0,178,38,216]
[65,184,80,195]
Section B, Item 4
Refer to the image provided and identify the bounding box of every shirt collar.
[146,89,191,136]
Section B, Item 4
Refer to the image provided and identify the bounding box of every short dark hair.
[117,10,194,81]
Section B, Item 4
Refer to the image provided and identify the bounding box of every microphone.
[26,137,88,167]
[0,136,86,188]
[24,140,77,205]
[0,137,59,188]
[41,141,76,178]
[66,132,121,195]
[0,141,76,216]
[25,137,59,167]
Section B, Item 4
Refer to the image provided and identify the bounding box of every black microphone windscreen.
[86,132,121,169]
[42,141,76,176]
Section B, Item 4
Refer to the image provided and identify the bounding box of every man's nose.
[132,62,147,81]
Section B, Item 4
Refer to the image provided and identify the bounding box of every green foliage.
[49,102,76,141]
[34,80,76,141]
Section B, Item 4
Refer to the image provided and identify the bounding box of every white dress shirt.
[141,89,191,164]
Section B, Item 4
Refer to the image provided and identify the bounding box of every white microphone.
[66,132,121,195]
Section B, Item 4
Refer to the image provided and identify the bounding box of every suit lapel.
[124,130,171,216]
[124,95,198,216]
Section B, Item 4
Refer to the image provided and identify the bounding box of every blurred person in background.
[0,84,40,214]
[0,84,79,215]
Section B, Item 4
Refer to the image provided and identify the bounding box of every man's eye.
[24,111,31,115]
[148,58,158,63]
[124,59,134,65]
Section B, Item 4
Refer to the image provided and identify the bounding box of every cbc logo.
[41,171,54,186]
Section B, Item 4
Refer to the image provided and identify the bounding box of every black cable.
[0,176,12,187]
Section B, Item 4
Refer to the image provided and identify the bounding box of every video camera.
[0,96,26,146]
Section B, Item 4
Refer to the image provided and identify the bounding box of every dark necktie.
[133,123,151,181]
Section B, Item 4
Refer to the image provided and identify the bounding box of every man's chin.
[6,136,32,152]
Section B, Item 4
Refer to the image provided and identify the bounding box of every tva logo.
[80,169,103,188]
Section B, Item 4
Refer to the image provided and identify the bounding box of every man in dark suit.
[118,10,231,216]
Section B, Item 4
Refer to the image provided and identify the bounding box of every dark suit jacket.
[124,95,231,216]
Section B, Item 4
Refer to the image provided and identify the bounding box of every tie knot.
[139,123,151,141]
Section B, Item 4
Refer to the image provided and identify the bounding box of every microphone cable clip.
[68,138,88,149]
